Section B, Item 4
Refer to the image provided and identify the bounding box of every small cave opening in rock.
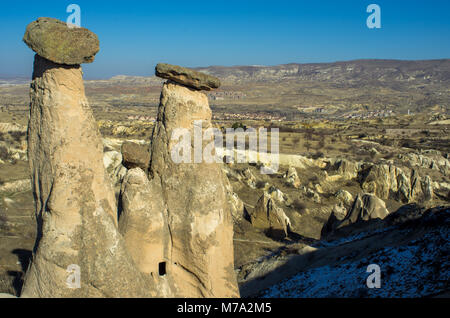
[159,262,167,276]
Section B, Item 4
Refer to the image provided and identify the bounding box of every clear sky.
[1,0,449,79]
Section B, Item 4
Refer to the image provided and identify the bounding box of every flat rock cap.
[23,17,100,65]
[155,63,221,91]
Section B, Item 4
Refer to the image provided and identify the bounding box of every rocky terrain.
[0,18,449,298]
[2,114,449,297]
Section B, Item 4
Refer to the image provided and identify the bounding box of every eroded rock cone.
[346,193,390,224]
[21,55,153,296]
[326,193,389,234]
[249,193,291,240]
[322,193,389,238]
[360,164,429,203]
[284,166,301,188]
[144,79,239,297]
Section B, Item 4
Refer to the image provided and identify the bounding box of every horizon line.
[1,57,449,80]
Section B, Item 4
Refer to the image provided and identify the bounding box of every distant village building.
[344,109,394,119]
[127,115,156,122]
[212,112,286,122]
[207,91,246,101]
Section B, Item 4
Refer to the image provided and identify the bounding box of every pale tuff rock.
[0,179,32,194]
[223,173,245,223]
[148,81,239,297]
[332,203,348,221]
[314,183,324,194]
[249,193,291,240]
[21,20,239,297]
[155,63,221,91]
[21,55,153,298]
[21,36,239,296]
[0,123,27,134]
[102,138,124,152]
[335,190,354,207]
[333,159,359,180]
[283,166,301,188]
[305,188,321,204]
[423,176,433,201]
[103,150,126,182]
[398,152,450,175]
[118,168,173,297]
[360,164,432,203]
[342,194,390,226]
[321,204,347,235]
[432,181,450,200]
[103,150,123,172]
[240,167,258,189]
[103,150,127,197]
[0,139,28,162]
[266,186,289,204]
[323,193,389,236]
[23,17,99,65]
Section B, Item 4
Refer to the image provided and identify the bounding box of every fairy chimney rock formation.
[148,64,239,297]
[20,16,239,298]
[21,18,154,297]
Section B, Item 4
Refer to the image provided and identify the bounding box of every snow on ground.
[260,211,449,298]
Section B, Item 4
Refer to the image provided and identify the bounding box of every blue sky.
[0,0,449,79]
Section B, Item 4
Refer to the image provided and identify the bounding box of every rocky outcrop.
[360,164,432,203]
[240,167,258,189]
[398,152,450,175]
[121,141,150,170]
[433,182,450,200]
[0,179,32,194]
[103,151,126,182]
[321,204,347,236]
[155,63,220,91]
[335,190,354,207]
[323,194,389,236]
[0,123,27,134]
[22,54,153,297]
[283,166,301,188]
[249,193,291,240]
[333,159,359,180]
[343,194,390,226]
[305,187,321,204]
[223,173,245,223]
[266,186,289,204]
[23,17,99,65]
[148,78,239,297]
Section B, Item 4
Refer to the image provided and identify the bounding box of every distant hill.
[0,77,29,86]
[96,59,449,86]
[195,59,450,85]
[77,59,450,114]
